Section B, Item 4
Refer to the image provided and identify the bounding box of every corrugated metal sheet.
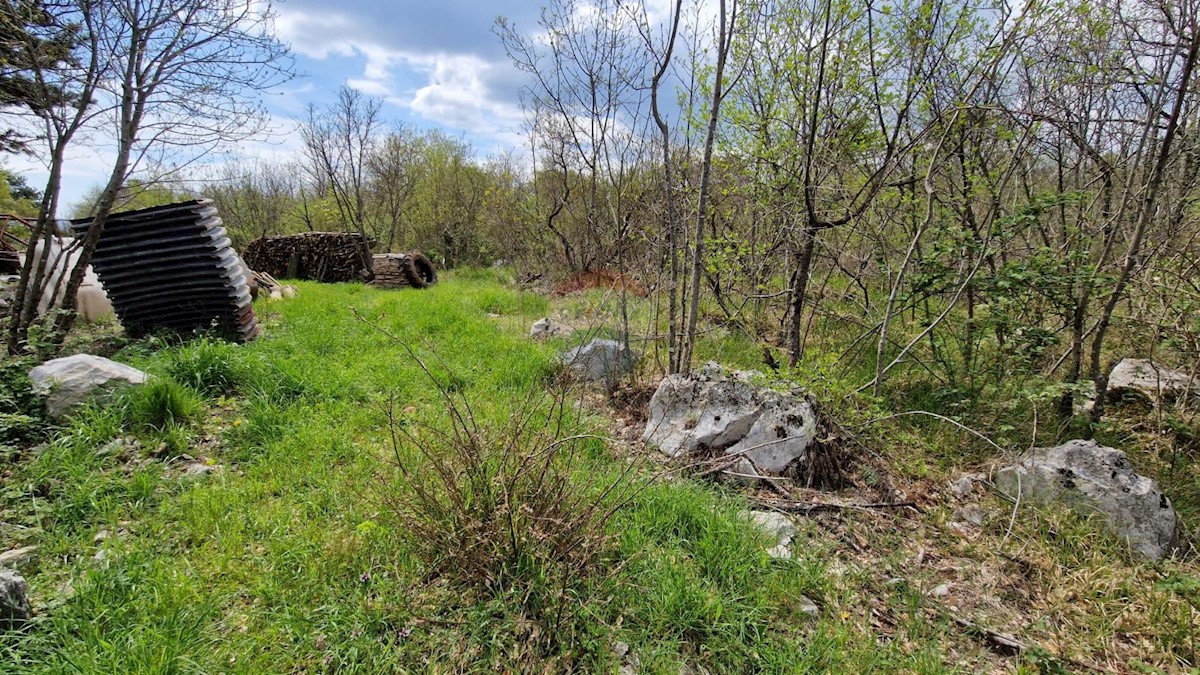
[70,199,259,341]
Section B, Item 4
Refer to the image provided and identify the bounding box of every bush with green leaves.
[0,357,49,448]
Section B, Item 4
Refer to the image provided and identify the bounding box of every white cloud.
[345,78,393,97]
[404,54,526,143]
[276,6,529,153]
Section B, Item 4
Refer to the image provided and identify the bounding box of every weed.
[373,336,637,658]
[166,336,247,397]
[0,357,49,448]
[126,378,202,431]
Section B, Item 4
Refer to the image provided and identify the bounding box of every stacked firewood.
[243,232,373,283]
[0,215,30,275]
[371,251,438,289]
[251,270,297,300]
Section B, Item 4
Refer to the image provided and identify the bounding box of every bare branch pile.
[243,232,373,283]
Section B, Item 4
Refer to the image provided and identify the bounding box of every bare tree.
[29,0,293,348]
[680,0,739,371]
[300,85,383,238]
[4,0,102,354]
[367,125,420,251]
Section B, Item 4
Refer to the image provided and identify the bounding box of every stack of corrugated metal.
[71,199,259,341]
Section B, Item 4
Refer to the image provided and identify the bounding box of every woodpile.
[243,232,373,283]
[371,251,438,289]
[0,215,31,275]
[251,270,298,300]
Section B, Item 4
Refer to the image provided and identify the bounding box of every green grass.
[1,272,1195,672]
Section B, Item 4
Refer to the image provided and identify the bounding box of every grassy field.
[1,270,1197,672]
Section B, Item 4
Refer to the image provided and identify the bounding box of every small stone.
[953,505,986,527]
[183,462,222,477]
[765,544,792,560]
[748,510,796,559]
[95,438,126,456]
[0,546,37,570]
[949,474,978,498]
[613,641,630,658]
[932,583,952,598]
[559,339,635,386]
[722,456,762,487]
[530,317,572,339]
[0,569,31,626]
[797,594,819,617]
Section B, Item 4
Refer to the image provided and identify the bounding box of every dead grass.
[552,269,649,298]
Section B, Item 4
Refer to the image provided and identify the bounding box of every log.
[370,251,437,289]
[243,232,374,283]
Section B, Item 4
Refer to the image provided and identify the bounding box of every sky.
[7,0,551,213]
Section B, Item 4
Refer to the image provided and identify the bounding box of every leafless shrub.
[357,312,639,653]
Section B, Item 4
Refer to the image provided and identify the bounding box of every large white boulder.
[28,353,148,418]
[643,362,817,476]
[560,339,635,386]
[995,439,1178,561]
[1107,358,1197,403]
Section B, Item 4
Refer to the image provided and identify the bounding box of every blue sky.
[268,0,543,150]
[9,0,549,212]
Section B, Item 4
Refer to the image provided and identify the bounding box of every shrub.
[377,348,636,658]
[0,357,49,447]
[128,379,202,431]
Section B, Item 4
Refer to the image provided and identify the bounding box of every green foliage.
[3,275,1196,671]
[0,357,47,448]
[0,168,41,216]
[0,1,79,153]
[125,378,202,431]
[166,337,248,397]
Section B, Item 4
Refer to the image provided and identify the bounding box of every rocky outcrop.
[560,339,635,386]
[643,362,817,478]
[28,354,148,418]
[996,439,1178,561]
